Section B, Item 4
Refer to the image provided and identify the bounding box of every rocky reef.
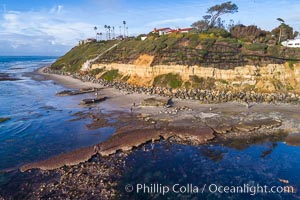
[0,72,21,81]
[20,102,285,172]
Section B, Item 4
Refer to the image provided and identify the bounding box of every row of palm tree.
[93,26,102,41]
[93,21,129,41]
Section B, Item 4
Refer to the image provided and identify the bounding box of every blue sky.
[1,0,300,56]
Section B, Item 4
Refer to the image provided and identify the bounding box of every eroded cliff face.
[89,54,300,93]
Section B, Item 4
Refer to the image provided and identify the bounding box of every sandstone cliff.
[90,53,300,93]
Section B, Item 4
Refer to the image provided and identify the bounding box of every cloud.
[50,5,63,14]
[0,6,95,55]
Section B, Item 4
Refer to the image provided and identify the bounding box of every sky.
[0,0,300,56]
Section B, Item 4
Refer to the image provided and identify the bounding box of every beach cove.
[1,60,300,199]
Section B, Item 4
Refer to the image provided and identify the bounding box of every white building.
[166,28,193,34]
[281,38,300,48]
[152,28,172,36]
[152,27,193,36]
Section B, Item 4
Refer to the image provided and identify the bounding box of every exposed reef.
[0,73,21,81]
[20,110,284,172]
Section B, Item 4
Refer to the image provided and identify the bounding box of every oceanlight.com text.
[125,183,295,196]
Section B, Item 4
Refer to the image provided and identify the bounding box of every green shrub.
[267,46,280,57]
[287,60,296,70]
[165,37,180,49]
[285,84,294,91]
[101,69,120,81]
[184,81,192,88]
[219,79,229,84]
[245,43,267,52]
[155,42,167,52]
[188,34,200,48]
[89,68,105,76]
[189,75,216,89]
[217,38,241,48]
[243,84,255,91]
[176,51,186,61]
[206,28,230,38]
[153,73,182,88]
[200,38,216,48]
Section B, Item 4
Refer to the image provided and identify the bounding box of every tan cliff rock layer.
[91,58,300,92]
[133,54,154,66]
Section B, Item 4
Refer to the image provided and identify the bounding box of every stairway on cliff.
[81,42,120,71]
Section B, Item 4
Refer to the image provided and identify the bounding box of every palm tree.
[94,26,98,40]
[104,25,108,40]
[112,26,115,39]
[277,18,285,24]
[119,26,122,38]
[108,25,111,40]
[97,32,103,41]
[123,20,126,38]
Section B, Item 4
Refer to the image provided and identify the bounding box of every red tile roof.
[166,28,193,34]
[153,27,193,34]
[166,30,177,33]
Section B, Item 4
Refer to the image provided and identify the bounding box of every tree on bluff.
[272,23,296,42]
[207,1,238,28]
[192,1,238,31]
[230,25,269,42]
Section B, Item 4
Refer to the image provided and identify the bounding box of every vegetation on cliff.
[51,31,300,73]
[91,32,300,69]
[51,40,118,72]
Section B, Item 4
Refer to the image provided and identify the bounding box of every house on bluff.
[152,27,193,36]
[281,38,300,48]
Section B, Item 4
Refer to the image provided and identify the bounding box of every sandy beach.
[37,67,300,121]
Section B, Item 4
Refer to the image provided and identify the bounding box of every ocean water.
[119,140,300,199]
[0,56,114,171]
